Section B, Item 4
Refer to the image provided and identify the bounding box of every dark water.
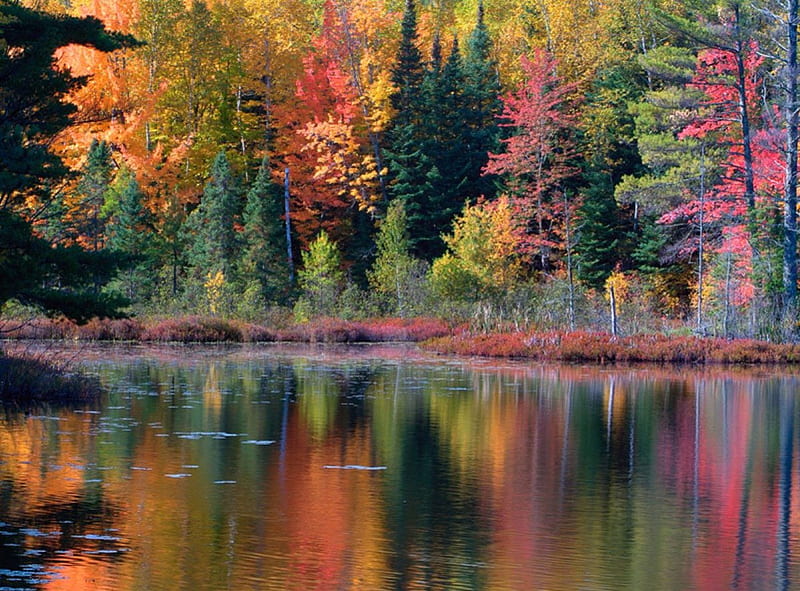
[0,343,799,590]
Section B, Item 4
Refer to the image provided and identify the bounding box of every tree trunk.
[284,168,295,284]
[609,285,618,338]
[733,5,757,213]
[564,188,576,331]
[697,143,706,333]
[784,0,799,323]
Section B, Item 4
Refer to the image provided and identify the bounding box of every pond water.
[0,343,799,590]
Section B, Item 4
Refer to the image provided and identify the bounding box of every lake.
[0,343,797,590]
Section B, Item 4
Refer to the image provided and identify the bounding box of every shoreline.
[3,316,800,365]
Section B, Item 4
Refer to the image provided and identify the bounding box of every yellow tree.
[430,196,523,301]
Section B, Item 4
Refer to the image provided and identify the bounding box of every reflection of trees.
[0,415,123,589]
[3,349,800,590]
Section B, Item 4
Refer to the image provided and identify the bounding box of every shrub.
[141,316,243,342]
[0,350,101,405]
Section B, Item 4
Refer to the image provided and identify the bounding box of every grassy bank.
[0,315,452,344]
[422,330,800,364]
[0,350,101,405]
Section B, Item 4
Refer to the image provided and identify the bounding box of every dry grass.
[0,349,101,406]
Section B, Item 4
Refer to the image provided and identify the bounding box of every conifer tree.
[390,0,425,127]
[386,0,442,259]
[422,37,472,248]
[241,156,291,303]
[576,172,622,290]
[295,231,344,319]
[463,0,502,200]
[74,139,114,252]
[105,169,154,301]
[183,151,240,281]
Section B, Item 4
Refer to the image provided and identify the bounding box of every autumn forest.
[3,0,800,340]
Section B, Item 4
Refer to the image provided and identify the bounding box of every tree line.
[2,0,800,339]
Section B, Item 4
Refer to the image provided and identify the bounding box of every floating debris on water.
[322,465,387,471]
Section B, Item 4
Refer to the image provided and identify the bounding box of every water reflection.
[0,344,798,590]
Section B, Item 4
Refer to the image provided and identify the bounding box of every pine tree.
[105,169,154,301]
[74,139,114,252]
[463,0,502,200]
[386,0,442,260]
[183,151,240,281]
[241,156,291,303]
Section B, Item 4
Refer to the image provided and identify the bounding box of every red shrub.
[141,317,243,343]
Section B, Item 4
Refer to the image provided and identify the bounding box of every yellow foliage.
[604,270,629,303]
[204,270,226,316]
[300,117,382,214]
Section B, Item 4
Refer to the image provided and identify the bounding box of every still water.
[0,343,799,590]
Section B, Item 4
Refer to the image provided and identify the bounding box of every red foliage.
[424,330,800,364]
[483,50,579,270]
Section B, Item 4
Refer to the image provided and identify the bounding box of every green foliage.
[0,210,127,322]
[462,1,502,200]
[368,200,422,316]
[0,2,137,322]
[430,197,522,302]
[241,156,291,303]
[577,173,621,290]
[295,231,345,320]
[104,168,155,303]
[183,151,241,280]
[0,2,138,205]
[73,139,114,251]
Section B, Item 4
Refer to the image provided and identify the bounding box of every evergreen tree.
[0,1,137,320]
[241,156,291,303]
[73,139,114,252]
[386,0,443,260]
[183,151,240,281]
[463,0,502,200]
[422,37,472,249]
[390,0,425,127]
[105,169,154,302]
[576,172,621,290]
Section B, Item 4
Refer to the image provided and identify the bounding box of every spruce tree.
[105,169,153,301]
[74,139,114,252]
[386,0,442,259]
[462,0,502,200]
[390,0,425,127]
[183,151,240,281]
[576,173,621,290]
[423,38,472,247]
[241,156,290,303]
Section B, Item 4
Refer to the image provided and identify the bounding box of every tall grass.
[0,348,101,405]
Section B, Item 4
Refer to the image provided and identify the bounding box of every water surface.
[0,343,797,590]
